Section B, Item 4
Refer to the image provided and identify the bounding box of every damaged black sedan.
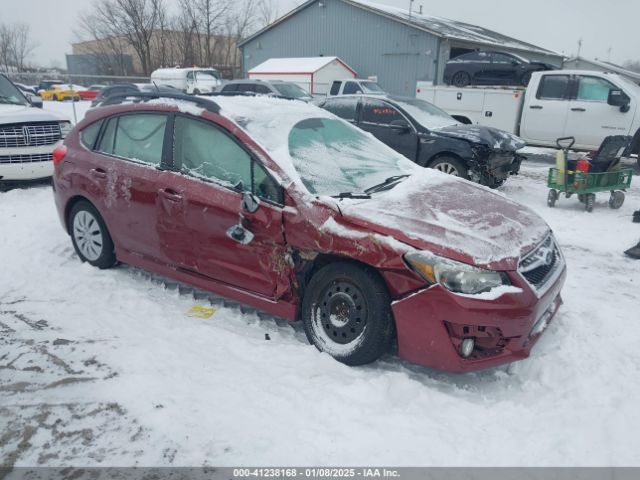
[319,94,525,188]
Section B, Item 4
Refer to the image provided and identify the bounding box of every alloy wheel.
[72,210,104,261]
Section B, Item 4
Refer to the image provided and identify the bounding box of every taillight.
[52,145,67,167]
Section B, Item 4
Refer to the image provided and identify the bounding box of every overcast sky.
[3,0,638,68]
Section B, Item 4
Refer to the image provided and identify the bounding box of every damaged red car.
[52,94,566,372]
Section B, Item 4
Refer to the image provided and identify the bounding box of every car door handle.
[90,168,107,179]
[571,107,586,112]
[529,105,543,110]
[159,188,182,202]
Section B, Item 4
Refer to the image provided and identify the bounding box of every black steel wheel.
[302,262,394,366]
[609,191,625,209]
[69,200,117,269]
[547,189,558,207]
[452,71,471,88]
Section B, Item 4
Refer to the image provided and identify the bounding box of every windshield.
[288,117,418,196]
[394,97,459,129]
[0,76,29,106]
[196,70,219,82]
[361,81,385,93]
[273,83,311,99]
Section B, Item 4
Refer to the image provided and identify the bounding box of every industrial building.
[239,0,563,96]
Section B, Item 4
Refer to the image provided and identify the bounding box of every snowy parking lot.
[1,102,640,467]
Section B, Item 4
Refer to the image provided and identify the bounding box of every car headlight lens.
[59,121,72,139]
[405,251,509,295]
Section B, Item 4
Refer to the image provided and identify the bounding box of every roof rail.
[98,91,220,113]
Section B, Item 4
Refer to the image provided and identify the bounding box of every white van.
[150,67,221,95]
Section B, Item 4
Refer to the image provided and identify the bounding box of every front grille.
[0,123,61,148]
[519,235,562,290]
[0,153,53,164]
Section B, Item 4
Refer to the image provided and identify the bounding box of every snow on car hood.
[337,172,550,270]
[434,125,526,151]
[0,104,68,124]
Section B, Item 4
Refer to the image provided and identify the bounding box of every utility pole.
[409,0,414,18]
[577,38,583,58]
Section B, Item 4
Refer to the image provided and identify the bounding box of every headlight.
[405,251,509,295]
[59,121,72,139]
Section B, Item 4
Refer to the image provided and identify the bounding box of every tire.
[609,191,625,209]
[451,71,471,88]
[488,177,507,189]
[69,201,117,269]
[429,156,469,179]
[193,89,200,95]
[521,71,533,86]
[585,193,595,213]
[547,189,558,207]
[301,262,394,366]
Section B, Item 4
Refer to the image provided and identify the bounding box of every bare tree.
[256,0,279,29]
[0,22,36,71]
[77,0,167,75]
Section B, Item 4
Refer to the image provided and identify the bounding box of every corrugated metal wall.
[241,0,441,96]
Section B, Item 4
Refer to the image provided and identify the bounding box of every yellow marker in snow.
[187,306,217,319]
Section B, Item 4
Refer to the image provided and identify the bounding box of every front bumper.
[0,143,58,181]
[391,265,566,373]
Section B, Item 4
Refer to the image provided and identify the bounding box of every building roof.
[240,0,561,58]
[564,56,640,82]
[248,56,356,75]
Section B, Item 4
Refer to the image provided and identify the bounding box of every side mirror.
[241,191,260,213]
[29,96,43,108]
[511,60,519,66]
[389,119,411,134]
[608,89,630,111]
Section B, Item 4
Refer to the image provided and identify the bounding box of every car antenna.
[152,81,160,93]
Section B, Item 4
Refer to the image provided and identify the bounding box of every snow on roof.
[248,56,354,74]
[345,0,559,57]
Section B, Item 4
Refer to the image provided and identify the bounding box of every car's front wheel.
[302,262,394,366]
[69,201,117,269]
[429,156,469,179]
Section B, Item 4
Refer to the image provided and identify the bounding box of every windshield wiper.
[332,192,371,199]
[364,175,410,194]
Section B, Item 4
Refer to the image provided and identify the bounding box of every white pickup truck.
[417,70,640,154]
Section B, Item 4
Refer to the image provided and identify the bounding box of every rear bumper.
[391,266,566,373]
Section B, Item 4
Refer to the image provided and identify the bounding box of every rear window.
[80,120,103,149]
[537,75,570,100]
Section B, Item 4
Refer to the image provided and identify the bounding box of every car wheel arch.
[64,196,107,234]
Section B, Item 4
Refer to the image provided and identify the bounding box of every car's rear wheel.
[452,71,471,88]
[429,156,469,179]
[69,201,116,269]
[301,262,394,366]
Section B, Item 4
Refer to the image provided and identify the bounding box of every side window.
[80,120,103,149]
[343,81,362,94]
[537,75,570,100]
[186,71,194,81]
[253,161,283,204]
[324,98,358,121]
[492,53,517,64]
[577,76,616,102]
[221,83,237,92]
[174,116,251,189]
[361,100,403,124]
[253,84,271,94]
[330,81,342,95]
[111,114,167,166]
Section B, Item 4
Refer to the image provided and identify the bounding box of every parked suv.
[218,79,312,101]
[52,93,565,372]
[91,83,178,107]
[319,94,525,187]
[0,74,71,183]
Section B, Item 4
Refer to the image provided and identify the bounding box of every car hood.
[433,125,526,151]
[337,173,549,271]
[0,104,67,123]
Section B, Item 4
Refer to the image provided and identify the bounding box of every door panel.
[520,74,571,145]
[564,75,633,149]
[358,99,418,161]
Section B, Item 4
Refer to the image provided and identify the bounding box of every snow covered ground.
[1,102,640,467]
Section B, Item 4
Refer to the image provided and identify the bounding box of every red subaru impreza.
[51,94,566,372]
